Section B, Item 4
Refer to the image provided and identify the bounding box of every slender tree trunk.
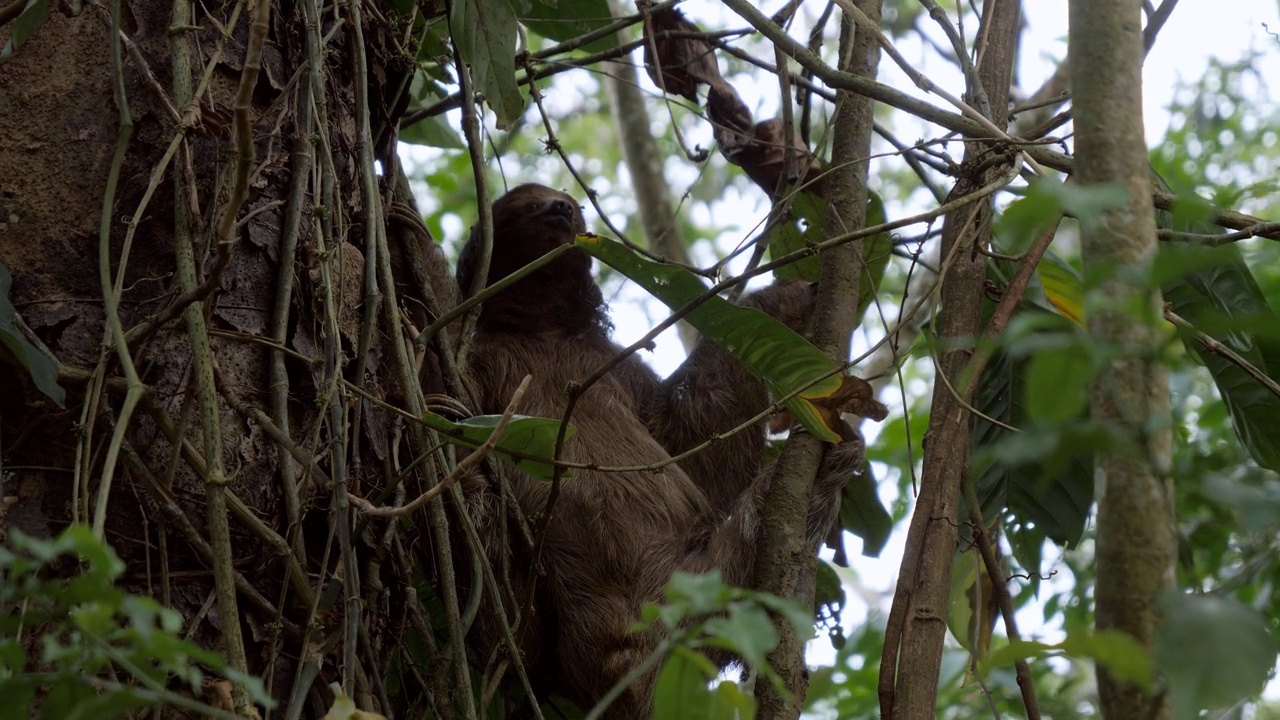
[880,2,1020,717]
[1069,2,1176,719]
[753,2,881,717]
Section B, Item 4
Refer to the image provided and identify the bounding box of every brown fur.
[454,184,862,717]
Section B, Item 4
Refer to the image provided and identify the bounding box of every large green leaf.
[767,191,890,324]
[0,0,49,62]
[838,457,891,556]
[1155,592,1275,718]
[577,234,855,443]
[980,630,1152,687]
[971,330,1094,548]
[507,0,618,52]
[766,191,824,283]
[400,71,465,150]
[1163,243,1280,472]
[651,647,747,720]
[450,0,525,129]
[0,260,63,405]
[421,412,571,480]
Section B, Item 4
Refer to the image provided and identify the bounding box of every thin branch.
[349,375,531,518]
[1166,307,1280,400]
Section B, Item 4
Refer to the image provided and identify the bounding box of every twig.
[450,10,495,374]
[90,0,144,540]
[582,638,674,720]
[1158,221,1280,246]
[1165,307,1280,400]
[349,375,531,518]
[962,482,1040,719]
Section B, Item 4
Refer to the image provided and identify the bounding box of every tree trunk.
[1068,2,1176,719]
[0,0,457,715]
[880,2,1021,717]
[752,3,881,717]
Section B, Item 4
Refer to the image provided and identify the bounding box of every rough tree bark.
[752,2,881,717]
[0,1,461,716]
[1068,1,1176,719]
[879,2,1021,718]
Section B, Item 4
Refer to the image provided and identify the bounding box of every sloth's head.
[457,184,606,333]
[457,184,590,294]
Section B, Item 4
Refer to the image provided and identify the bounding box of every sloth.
[453,183,869,717]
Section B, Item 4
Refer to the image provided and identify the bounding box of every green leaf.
[400,71,465,150]
[971,341,1094,547]
[766,192,890,326]
[1023,346,1092,423]
[450,0,525,129]
[1155,592,1276,718]
[858,193,891,320]
[0,260,64,405]
[0,679,35,720]
[994,181,1063,255]
[0,0,49,61]
[421,412,571,480]
[1036,255,1085,326]
[1200,469,1280,533]
[945,547,983,654]
[838,457,891,556]
[507,0,619,52]
[1163,243,1280,472]
[577,234,850,442]
[652,646,719,718]
[767,191,824,283]
[708,681,756,720]
[813,560,844,618]
[979,630,1152,686]
[1060,631,1153,686]
[704,604,777,672]
[57,687,154,720]
[663,570,733,617]
[752,592,813,640]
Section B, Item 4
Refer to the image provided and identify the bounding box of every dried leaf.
[768,375,886,441]
[811,375,888,441]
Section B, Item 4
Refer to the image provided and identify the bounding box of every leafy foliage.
[0,527,271,720]
[578,233,887,443]
[509,0,618,52]
[449,0,524,128]
[634,571,817,719]
[1163,239,1280,472]
[1154,592,1276,719]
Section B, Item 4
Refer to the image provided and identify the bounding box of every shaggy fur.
[454,184,862,717]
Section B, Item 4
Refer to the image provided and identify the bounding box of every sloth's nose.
[543,198,575,221]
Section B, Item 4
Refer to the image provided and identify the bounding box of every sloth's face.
[494,183,587,246]
[458,184,593,296]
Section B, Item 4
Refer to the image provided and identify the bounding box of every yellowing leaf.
[1037,257,1084,326]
